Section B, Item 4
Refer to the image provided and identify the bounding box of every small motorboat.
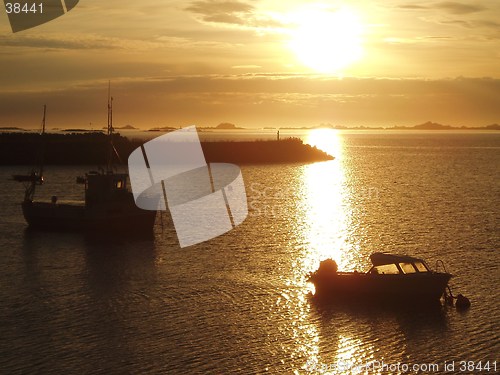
[308,253,452,305]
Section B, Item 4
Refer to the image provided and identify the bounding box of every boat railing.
[435,259,448,274]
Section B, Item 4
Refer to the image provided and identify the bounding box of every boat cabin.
[81,171,129,207]
[368,253,431,275]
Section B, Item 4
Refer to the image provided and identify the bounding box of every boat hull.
[310,272,452,304]
[22,200,157,234]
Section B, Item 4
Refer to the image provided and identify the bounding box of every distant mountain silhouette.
[102,125,137,130]
[392,121,499,130]
[147,126,177,132]
[412,121,453,130]
[0,126,25,131]
[114,125,137,130]
[485,123,500,130]
[216,123,243,130]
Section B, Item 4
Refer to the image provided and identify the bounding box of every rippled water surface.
[1,131,498,374]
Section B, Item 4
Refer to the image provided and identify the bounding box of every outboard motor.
[318,259,338,274]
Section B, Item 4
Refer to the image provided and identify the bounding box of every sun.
[288,5,364,74]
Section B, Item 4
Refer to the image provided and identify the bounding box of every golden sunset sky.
[1,0,499,128]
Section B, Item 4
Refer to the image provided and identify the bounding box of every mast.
[38,104,46,179]
[13,105,46,201]
[106,82,114,172]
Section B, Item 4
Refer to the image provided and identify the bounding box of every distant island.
[391,121,500,131]
[0,126,26,131]
[280,121,500,130]
[213,122,244,130]
[146,123,245,132]
[102,124,138,130]
[0,132,333,165]
[3,121,499,133]
[147,126,178,132]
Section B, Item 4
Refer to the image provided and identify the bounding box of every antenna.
[107,81,112,136]
[39,104,46,178]
[14,105,46,201]
[41,104,46,135]
[106,82,114,172]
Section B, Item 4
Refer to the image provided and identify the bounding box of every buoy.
[455,294,471,309]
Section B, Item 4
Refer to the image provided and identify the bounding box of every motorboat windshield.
[368,253,432,275]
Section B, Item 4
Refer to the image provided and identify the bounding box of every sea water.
[0,130,498,374]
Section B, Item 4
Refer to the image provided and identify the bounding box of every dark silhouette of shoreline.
[0,132,333,165]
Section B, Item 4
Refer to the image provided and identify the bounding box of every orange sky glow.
[1,0,499,129]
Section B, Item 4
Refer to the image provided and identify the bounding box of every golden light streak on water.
[335,335,377,375]
[289,129,374,373]
[301,129,358,272]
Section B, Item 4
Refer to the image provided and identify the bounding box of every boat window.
[414,261,429,272]
[399,262,417,274]
[115,180,123,189]
[371,264,400,275]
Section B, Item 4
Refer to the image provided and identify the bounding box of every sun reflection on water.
[281,129,382,372]
[285,129,387,373]
[335,335,377,375]
[301,129,358,272]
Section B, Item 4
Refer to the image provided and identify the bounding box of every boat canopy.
[370,252,424,266]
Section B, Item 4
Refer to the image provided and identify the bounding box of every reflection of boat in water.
[308,253,452,304]
[13,97,156,234]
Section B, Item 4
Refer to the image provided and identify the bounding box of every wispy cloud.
[185,0,283,30]
[425,16,500,39]
[1,76,499,128]
[231,65,262,69]
[398,4,428,10]
[0,34,163,50]
[186,0,254,15]
[186,0,254,25]
[435,1,486,14]
[398,1,486,14]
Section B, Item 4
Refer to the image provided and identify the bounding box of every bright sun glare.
[288,5,364,74]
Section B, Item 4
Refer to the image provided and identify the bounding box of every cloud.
[155,35,241,50]
[438,19,473,28]
[474,19,500,29]
[1,76,499,128]
[186,0,254,25]
[398,2,486,14]
[11,75,497,97]
[0,34,163,51]
[185,0,283,30]
[231,65,262,69]
[435,2,486,14]
[431,17,500,39]
[398,4,428,10]
[186,0,254,15]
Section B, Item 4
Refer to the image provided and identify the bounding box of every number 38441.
[459,361,497,372]
[5,3,43,14]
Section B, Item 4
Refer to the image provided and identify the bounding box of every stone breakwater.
[0,132,333,165]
